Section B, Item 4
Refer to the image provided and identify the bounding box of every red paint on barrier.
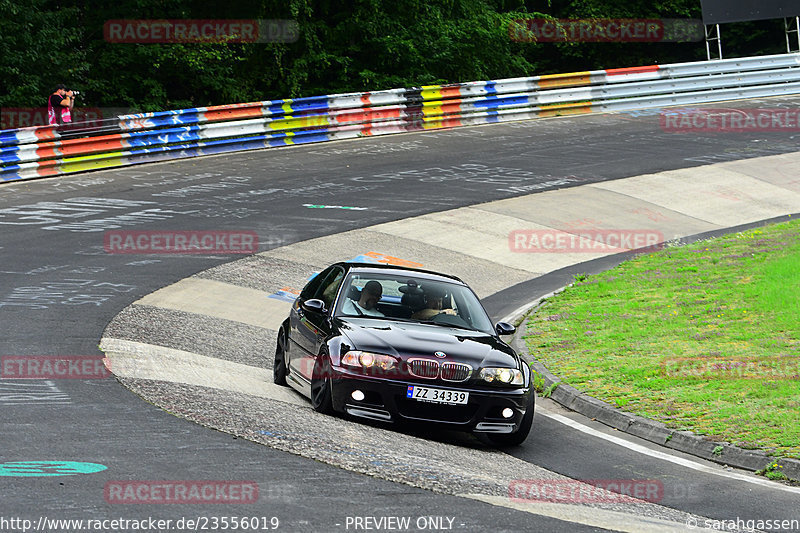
[32,135,127,160]
[34,127,57,142]
[605,64,660,76]
[35,161,59,175]
[439,103,464,115]
[35,146,59,160]
[438,86,462,99]
[203,107,264,122]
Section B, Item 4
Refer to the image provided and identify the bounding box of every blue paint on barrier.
[285,97,331,114]
[126,126,202,147]
[170,111,200,125]
[1,170,24,182]
[0,148,22,164]
[475,95,530,109]
[0,131,22,147]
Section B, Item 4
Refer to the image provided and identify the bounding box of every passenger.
[342,280,384,317]
[411,286,456,320]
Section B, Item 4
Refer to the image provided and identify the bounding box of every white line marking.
[538,408,800,494]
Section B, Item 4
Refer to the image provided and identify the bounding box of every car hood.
[335,317,518,368]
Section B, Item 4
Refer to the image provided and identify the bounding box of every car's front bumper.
[329,367,532,433]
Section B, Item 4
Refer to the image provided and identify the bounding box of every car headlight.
[342,350,398,371]
[479,367,524,386]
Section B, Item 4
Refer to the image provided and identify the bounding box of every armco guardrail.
[2,53,799,183]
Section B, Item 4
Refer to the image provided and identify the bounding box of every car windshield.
[334,271,495,335]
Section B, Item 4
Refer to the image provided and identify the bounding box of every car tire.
[487,391,535,447]
[273,329,288,386]
[310,353,334,414]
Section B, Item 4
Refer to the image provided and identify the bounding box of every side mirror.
[495,322,516,336]
[301,299,327,314]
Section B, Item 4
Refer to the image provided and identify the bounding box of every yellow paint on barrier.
[59,151,127,173]
[423,105,444,117]
[538,101,594,117]
[422,119,447,130]
[281,100,294,115]
[267,115,330,131]
[538,72,593,89]
[422,86,462,101]
[421,88,443,100]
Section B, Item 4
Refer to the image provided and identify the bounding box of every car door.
[288,266,344,382]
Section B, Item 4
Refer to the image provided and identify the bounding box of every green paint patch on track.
[525,218,800,459]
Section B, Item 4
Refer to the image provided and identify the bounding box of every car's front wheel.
[273,329,288,386]
[310,353,334,414]
[487,391,535,447]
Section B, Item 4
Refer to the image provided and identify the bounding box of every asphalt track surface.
[2,98,800,532]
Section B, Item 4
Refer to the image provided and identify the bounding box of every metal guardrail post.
[786,17,800,54]
[705,24,722,60]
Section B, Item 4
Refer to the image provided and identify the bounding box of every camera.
[69,90,81,96]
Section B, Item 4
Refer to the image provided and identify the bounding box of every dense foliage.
[0,0,789,112]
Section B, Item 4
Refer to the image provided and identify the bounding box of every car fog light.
[502,408,514,419]
[351,390,365,401]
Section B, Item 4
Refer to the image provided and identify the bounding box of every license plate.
[406,385,468,405]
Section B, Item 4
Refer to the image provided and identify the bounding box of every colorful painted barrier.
[2,53,799,182]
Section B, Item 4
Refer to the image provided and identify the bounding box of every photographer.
[47,84,76,125]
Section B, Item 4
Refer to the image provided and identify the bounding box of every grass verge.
[524,218,800,458]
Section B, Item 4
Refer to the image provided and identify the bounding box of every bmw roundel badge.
[434,351,447,358]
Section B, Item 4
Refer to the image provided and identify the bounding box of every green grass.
[524,219,800,458]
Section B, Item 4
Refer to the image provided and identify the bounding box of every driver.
[411,286,456,320]
[342,280,384,317]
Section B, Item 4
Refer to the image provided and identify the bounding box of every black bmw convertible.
[273,262,535,446]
